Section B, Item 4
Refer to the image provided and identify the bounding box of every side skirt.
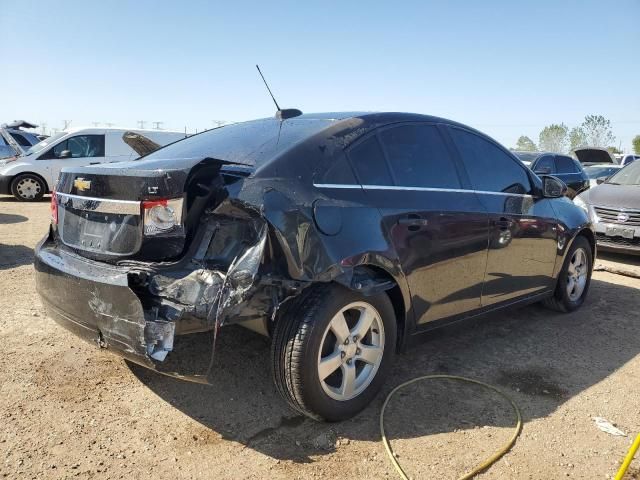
[406,290,553,346]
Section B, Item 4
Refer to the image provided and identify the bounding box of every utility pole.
[40,122,47,135]
[152,121,164,130]
[137,120,146,129]
[62,120,72,130]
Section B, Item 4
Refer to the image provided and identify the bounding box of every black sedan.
[35,112,595,421]
[514,151,590,199]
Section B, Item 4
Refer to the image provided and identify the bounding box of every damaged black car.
[35,112,595,421]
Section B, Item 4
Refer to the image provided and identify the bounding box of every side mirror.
[534,166,552,175]
[596,176,607,185]
[541,175,567,198]
[58,150,72,159]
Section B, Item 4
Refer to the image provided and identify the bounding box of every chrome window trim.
[313,183,533,198]
[56,192,141,215]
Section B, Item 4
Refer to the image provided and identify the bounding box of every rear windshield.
[139,117,335,167]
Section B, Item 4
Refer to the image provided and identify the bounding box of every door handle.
[397,216,429,228]
[494,217,513,230]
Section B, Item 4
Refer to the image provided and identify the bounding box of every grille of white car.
[593,206,640,226]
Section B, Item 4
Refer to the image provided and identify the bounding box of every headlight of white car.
[573,195,589,213]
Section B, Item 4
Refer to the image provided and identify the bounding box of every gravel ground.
[1,196,639,479]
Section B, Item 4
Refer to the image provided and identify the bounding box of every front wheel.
[271,284,396,421]
[543,235,593,312]
[11,174,47,201]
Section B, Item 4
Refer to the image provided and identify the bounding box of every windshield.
[584,165,620,179]
[606,161,640,185]
[25,132,67,156]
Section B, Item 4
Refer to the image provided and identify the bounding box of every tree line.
[514,115,640,155]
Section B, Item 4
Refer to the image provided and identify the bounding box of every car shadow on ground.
[0,212,29,224]
[0,195,50,203]
[598,251,640,268]
[0,243,34,270]
[130,277,640,462]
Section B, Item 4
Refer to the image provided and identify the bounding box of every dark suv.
[35,112,595,421]
[514,151,590,199]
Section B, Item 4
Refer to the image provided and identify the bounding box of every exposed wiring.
[380,375,523,480]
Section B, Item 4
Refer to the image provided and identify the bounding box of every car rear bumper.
[34,234,215,380]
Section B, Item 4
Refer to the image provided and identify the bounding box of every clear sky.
[2,0,639,150]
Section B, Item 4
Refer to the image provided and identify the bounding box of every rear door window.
[378,124,461,188]
[449,127,532,195]
[555,155,579,173]
[347,135,393,185]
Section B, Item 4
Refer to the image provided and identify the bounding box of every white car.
[617,154,640,167]
[0,127,185,201]
[583,164,623,188]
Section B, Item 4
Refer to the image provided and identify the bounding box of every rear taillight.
[50,191,58,224]
[142,197,184,236]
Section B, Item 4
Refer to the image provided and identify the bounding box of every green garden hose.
[380,375,523,480]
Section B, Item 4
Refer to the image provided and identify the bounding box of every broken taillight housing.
[142,197,184,236]
[50,191,58,224]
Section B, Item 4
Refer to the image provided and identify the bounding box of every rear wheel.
[543,235,593,312]
[11,174,47,201]
[271,284,396,421]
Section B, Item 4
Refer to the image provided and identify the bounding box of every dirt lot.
[1,196,639,479]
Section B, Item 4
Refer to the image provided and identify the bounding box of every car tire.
[543,235,593,313]
[11,174,47,202]
[271,284,396,422]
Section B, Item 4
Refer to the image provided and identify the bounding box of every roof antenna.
[255,65,302,120]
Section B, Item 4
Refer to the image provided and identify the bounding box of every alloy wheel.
[566,247,588,301]
[317,301,385,401]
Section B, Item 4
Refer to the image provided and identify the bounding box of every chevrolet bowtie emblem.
[74,178,91,191]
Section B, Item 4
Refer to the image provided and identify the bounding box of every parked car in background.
[574,159,640,255]
[617,154,639,167]
[0,127,186,201]
[574,147,616,166]
[1,121,41,149]
[511,150,538,167]
[35,112,595,421]
[514,151,589,198]
[0,130,20,159]
[0,120,41,158]
[584,164,623,188]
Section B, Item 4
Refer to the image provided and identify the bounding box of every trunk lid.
[574,148,616,165]
[54,159,250,261]
[121,131,163,157]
